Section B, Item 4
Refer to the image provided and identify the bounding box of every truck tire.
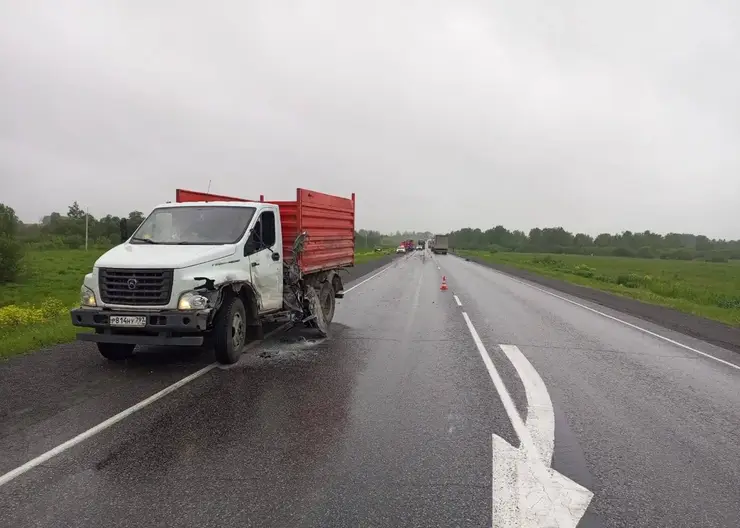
[213,296,247,364]
[97,342,135,361]
[304,285,330,336]
[319,281,336,324]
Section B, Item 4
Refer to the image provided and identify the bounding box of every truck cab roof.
[152,200,267,210]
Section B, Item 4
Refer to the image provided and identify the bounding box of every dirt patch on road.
[461,254,740,355]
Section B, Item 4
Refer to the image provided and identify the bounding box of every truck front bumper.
[70,307,213,347]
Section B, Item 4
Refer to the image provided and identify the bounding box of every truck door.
[245,209,283,312]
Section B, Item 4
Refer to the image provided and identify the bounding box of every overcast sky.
[1,1,739,238]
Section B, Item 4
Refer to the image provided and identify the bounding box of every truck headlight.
[178,291,209,310]
[81,286,97,307]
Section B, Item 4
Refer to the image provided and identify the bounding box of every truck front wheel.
[213,296,247,364]
[96,342,135,361]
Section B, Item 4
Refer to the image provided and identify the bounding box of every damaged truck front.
[70,187,356,364]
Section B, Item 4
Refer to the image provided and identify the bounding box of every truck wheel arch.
[303,270,342,290]
[213,281,261,327]
[234,283,260,325]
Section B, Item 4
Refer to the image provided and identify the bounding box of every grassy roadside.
[0,248,395,360]
[456,250,740,327]
[354,248,394,264]
[0,249,104,359]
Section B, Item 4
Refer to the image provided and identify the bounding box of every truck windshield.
[131,206,256,245]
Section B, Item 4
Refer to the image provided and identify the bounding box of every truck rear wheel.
[213,296,247,364]
[303,284,331,336]
[97,342,135,361]
[319,281,336,324]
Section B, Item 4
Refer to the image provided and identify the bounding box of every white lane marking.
[461,312,592,526]
[344,260,397,293]
[0,266,393,489]
[453,294,462,306]
[499,344,555,466]
[0,363,215,487]
[477,265,740,372]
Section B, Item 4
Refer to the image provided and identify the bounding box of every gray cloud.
[1,0,739,237]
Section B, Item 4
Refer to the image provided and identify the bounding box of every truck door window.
[244,219,262,255]
[260,211,276,248]
[244,211,275,256]
[253,219,262,243]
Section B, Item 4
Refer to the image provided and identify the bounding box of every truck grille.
[99,268,174,306]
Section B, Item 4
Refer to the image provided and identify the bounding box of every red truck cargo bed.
[175,188,355,273]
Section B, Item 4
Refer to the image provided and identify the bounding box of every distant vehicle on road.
[431,234,449,255]
[71,187,356,364]
[396,245,406,254]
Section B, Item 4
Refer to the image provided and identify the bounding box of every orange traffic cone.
[440,276,448,291]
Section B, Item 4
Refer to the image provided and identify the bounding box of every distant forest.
[446,226,740,262]
[3,201,430,253]
[2,201,739,265]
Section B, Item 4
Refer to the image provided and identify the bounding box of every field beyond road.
[0,248,392,359]
[457,250,740,327]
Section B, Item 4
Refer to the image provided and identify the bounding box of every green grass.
[0,249,105,359]
[457,250,740,327]
[1,249,105,308]
[354,248,394,264]
[0,248,395,359]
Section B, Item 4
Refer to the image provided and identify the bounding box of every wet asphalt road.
[2,252,740,527]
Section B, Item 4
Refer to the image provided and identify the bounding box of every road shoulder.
[458,253,740,354]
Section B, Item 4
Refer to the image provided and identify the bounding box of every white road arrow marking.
[499,344,555,467]
[461,312,594,527]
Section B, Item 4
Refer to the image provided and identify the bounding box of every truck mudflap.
[70,308,212,347]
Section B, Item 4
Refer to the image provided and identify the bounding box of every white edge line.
[453,294,462,306]
[463,257,740,372]
[0,363,216,487]
[343,260,396,293]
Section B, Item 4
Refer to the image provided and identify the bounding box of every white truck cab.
[72,201,300,363]
[81,200,282,310]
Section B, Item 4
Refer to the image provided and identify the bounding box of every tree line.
[0,201,428,283]
[354,229,433,250]
[0,201,147,282]
[447,226,740,262]
[4,199,737,284]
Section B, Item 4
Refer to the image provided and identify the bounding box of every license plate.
[109,315,147,327]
